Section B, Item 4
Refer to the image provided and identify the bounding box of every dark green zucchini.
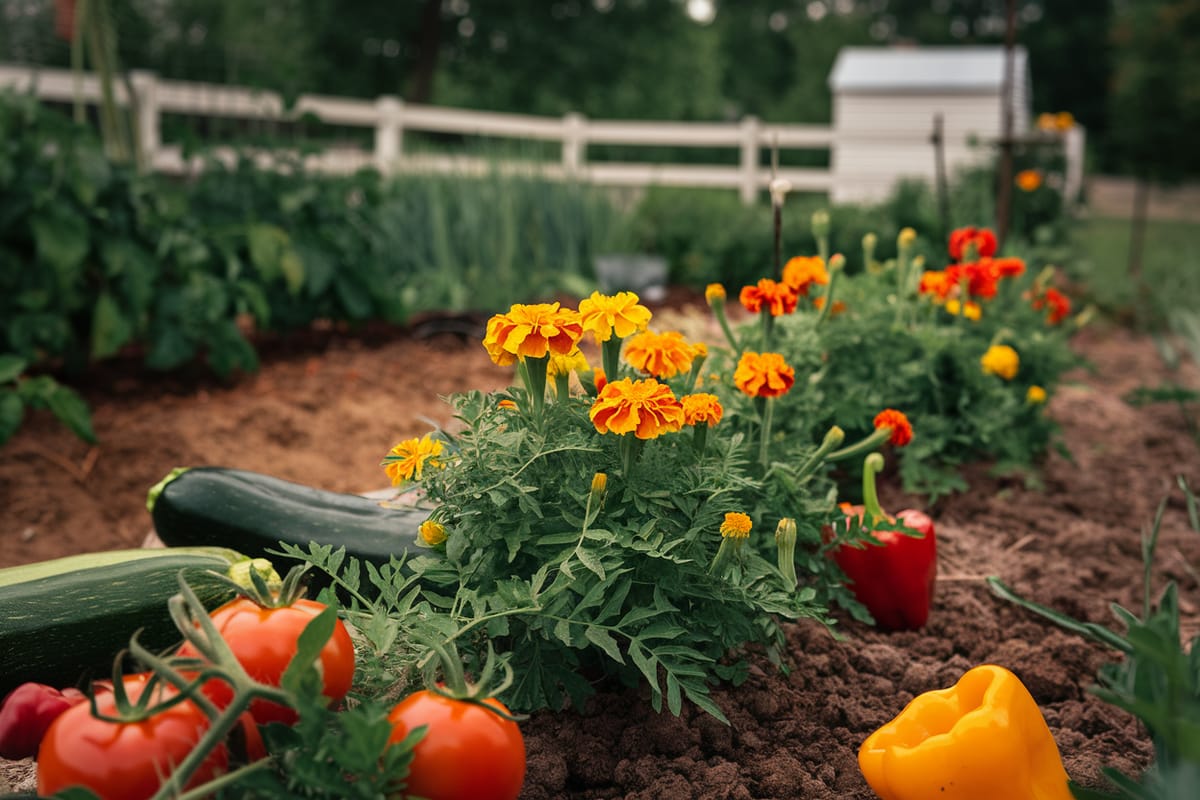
[147,467,425,580]
[0,547,246,697]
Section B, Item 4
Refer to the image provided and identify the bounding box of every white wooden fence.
[1,63,982,205]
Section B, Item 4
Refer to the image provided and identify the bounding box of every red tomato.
[387,690,526,800]
[37,676,228,800]
[177,597,355,725]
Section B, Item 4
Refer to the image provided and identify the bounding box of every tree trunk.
[406,0,442,103]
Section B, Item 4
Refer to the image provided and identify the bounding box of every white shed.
[827,46,1031,205]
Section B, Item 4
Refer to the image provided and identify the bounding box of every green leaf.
[31,208,89,278]
[584,626,624,664]
[335,274,373,319]
[281,602,339,696]
[0,354,27,384]
[279,249,306,295]
[46,384,96,443]
[0,390,24,444]
[90,291,133,360]
[576,546,606,580]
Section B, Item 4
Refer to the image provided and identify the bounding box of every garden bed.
[2,305,1198,797]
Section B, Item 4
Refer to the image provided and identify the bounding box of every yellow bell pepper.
[859,664,1072,800]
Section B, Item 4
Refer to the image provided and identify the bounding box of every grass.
[1068,215,1200,329]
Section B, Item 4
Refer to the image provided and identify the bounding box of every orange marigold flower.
[919,269,957,300]
[589,377,684,440]
[948,227,998,261]
[734,351,795,398]
[705,283,727,304]
[482,302,583,364]
[681,393,724,427]
[382,434,444,486]
[720,512,752,539]
[623,330,699,379]
[813,296,847,315]
[497,398,518,410]
[782,256,830,296]
[578,291,652,343]
[739,278,799,316]
[873,409,913,447]
[593,368,607,394]
[1015,169,1043,192]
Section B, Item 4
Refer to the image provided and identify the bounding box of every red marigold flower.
[992,257,1026,278]
[589,377,685,439]
[873,409,913,447]
[681,393,723,427]
[948,227,998,262]
[1032,288,1071,324]
[483,302,583,364]
[963,261,1000,300]
[623,330,699,379]
[734,351,795,399]
[739,278,799,316]
[782,256,830,297]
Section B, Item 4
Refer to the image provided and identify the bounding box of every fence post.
[128,70,159,173]
[374,95,404,174]
[562,112,586,177]
[739,115,761,205]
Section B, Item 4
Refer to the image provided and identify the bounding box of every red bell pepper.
[831,453,937,631]
[0,682,91,760]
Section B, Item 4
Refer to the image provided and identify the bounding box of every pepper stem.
[862,452,888,523]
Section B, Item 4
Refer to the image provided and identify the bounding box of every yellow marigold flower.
[381,434,444,486]
[681,393,723,427]
[1026,385,1047,404]
[591,472,608,495]
[623,330,699,379]
[734,351,795,399]
[720,512,752,539]
[898,227,917,248]
[547,347,590,379]
[1016,169,1043,192]
[692,341,708,359]
[705,283,726,304]
[589,377,684,439]
[483,302,583,364]
[782,256,830,296]
[981,344,1020,380]
[944,299,982,321]
[578,291,652,343]
[419,519,447,546]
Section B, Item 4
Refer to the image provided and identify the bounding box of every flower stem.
[692,422,709,457]
[601,338,622,386]
[792,425,846,482]
[862,452,888,522]
[826,425,892,463]
[759,397,775,469]
[523,355,549,416]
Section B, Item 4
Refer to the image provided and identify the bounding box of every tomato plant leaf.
[281,602,339,697]
[0,354,27,384]
[90,291,133,360]
[46,384,96,444]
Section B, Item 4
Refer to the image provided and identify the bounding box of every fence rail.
[2,63,1001,204]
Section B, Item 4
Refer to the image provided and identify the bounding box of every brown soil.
[3,299,1199,798]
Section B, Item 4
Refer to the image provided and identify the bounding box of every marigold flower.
[1027,385,1048,404]
[497,398,518,410]
[782,256,830,296]
[547,347,590,380]
[1032,288,1071,324]
[382,434,444,486]
[591,472,608,495]
[1016,169,1043,192]
[483,302,584,364]
[734,351,795,399]
[948,227,997,262]
[589,377,685,439]
[944,299,982,321]
[578,291,652,343]
[981,344,1020,380]
[1055,111,1075,131]
[919,269,957,300]
[873,409,913,447]
[739,278,799,316]
[681,393,724,427]
[623,330,699,379]
[705,283,726,305]
[592,368,607,394]
[813,296,847,316]
[419,519,447,546]
[720,512,752,539]
[993,257,1026,279]
[898,227,917,248]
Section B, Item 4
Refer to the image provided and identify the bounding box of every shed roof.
[828,46,1028,94]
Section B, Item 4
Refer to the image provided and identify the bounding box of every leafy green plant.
[0,355,94,446]
[989,476,1200,799]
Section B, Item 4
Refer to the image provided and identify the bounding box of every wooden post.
[374,96,404,174]
[739,115,761,205]
[128,70,159,173]
[930,113,950,240]
[995,0,1018,248]
[562,112,586,177]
